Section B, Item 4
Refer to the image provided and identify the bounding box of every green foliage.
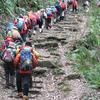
[70,1,100,88]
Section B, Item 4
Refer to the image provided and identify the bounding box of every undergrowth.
[68,3,100,89]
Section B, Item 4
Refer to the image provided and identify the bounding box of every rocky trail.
[0,11,99,100]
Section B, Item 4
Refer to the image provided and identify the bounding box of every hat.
[25,40,32,47]
[40,9,45,12]
[8,42,16,48]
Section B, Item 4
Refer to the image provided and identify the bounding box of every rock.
[66,73,81,80]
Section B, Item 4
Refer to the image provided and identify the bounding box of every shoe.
[23,95,28,100]
[9,83,15,88]
[33,30,36,35]
[5,85,9,89]
[17,92,23,97]
[39,28,42,33]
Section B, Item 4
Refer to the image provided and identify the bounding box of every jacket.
[14,47,37,74]
[47,12,53,19]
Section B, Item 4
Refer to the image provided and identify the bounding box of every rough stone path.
[0,12,93,100]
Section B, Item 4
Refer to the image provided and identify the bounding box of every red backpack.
[61,2,66,9]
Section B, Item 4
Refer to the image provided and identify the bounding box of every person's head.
[23,15,29,25]
[19,14,23,18]
[25,40,32,47]
[40,9,45,13]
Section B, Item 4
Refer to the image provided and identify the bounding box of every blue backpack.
[6,23,14,34]
[16,18,24,30]
[54,2,59,8]
[51,6,57,13]
[19,47,33,71]
[46,8,51,16]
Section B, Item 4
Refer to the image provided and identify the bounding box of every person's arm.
[32,55,37,69]
[14,53,21,67]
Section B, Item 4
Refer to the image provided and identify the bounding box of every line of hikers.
[0,0,90,100]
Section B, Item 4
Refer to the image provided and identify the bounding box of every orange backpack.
[28,11,35,22]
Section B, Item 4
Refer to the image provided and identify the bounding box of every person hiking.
[34,9,47,33]
[14,40,37,100]
[61,0,66,20]
[14,14,27,42]
[27,11,37,35]
[45,8,53,29]
[83,0,89,13]
[97,0,100,7]
[50,6,58,23]
[6,25,23,43]
[1,40,16,88]
[54,1,62,21]
[72,0,78,12]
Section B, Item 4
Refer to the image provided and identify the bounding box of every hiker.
[14,14,27,42]
[54,1,62,21]
[34,9,47,33]
[27,11,37,35]
[67,0,73,11]
[97,0,100,7]
[50,6,58,23]
[6,25,23,43]
[67,0,78,12]
[83,0,89,13]
[1,41,16,88]
[14,40,37,100]
[1,36,13,53]
[45,8,53,29]
[61,0,66,20]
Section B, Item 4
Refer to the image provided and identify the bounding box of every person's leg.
[9,64,15,88]
[4,63,10,88]
[16,73,23,95]
[46,18,49,29]
[23,74,31,99]
[39,21,43,32]
[48,18,51,28]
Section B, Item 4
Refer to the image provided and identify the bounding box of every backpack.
[46,8,51,16]
[16,18,24,30]
[2,42,16,62]
[51,6,57,13]
[6,23,14,34]
[54,2,59,8]
[61,2,66,9]
[19,47,33,71]
[68,0,72,4]
[10,29,20,40]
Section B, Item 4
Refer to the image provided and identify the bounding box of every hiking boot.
[23,95,28,100]
[5,85,9,89]
[9,83,15,88]
[17,92,23,97]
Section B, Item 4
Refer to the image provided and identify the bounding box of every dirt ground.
[0,11,100,100]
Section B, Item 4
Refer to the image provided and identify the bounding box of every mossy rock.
[38,60,57,68]
[66,73,81,80]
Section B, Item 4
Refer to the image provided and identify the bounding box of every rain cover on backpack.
[51,6,57,13]
[16,18,24,30]
[2,47,16,62]
[19,47,33,71]
[6,23,14,34]
[46,8,51,16]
